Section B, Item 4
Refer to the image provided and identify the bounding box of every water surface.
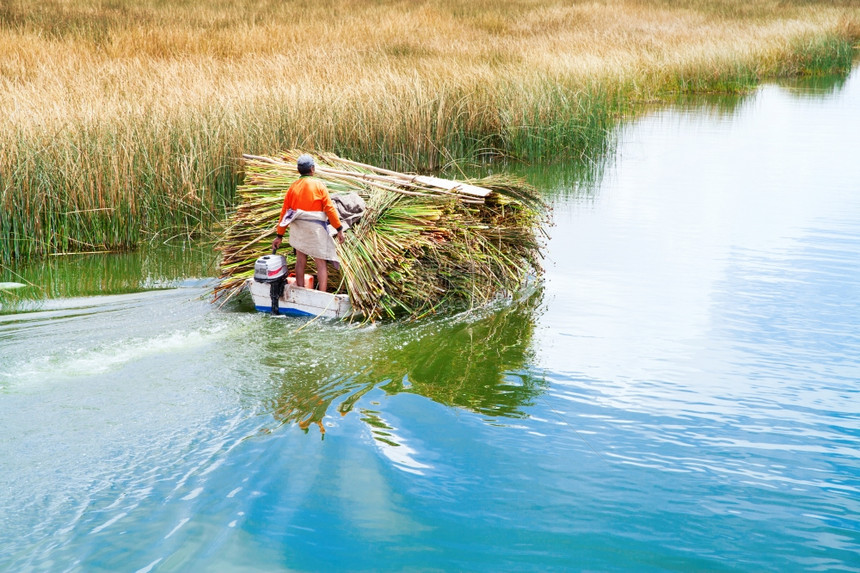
[1,70,859,571]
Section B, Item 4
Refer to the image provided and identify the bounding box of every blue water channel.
[2,69,859,571]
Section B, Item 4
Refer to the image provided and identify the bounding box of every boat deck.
[248,279,352,319]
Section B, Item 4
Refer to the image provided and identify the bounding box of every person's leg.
[295,250,308,287]
[313,257,328,292]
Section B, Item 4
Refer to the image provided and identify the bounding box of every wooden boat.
[248,278,352,319]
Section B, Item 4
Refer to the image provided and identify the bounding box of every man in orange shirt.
[272,154,345,292]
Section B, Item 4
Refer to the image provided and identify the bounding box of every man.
[272,154,345,292]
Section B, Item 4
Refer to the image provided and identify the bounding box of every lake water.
[2,69,859,572]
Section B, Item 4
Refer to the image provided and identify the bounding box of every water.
[2,70,859,571]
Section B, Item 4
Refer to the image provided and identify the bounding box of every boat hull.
[248,279,352,319]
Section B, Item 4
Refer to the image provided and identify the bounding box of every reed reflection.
[263,288,545,441]
[0,242,216,313]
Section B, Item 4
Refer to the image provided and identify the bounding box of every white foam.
[181,487,204,501]
[164,517,190,539]
[90,511,127,534]
[3,324,231,385]
[135,558,163,573]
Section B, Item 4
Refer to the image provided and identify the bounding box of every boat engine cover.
[254,254,287,283]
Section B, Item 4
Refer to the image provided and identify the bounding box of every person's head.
[297,154,315,176]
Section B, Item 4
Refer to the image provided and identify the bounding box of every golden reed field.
[1,0,858,260]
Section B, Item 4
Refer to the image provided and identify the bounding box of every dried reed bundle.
[214,150,546,320]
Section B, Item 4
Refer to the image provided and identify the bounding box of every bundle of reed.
[213,150,546,320]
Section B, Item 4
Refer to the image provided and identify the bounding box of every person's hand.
[336,230,345,244]
[273,236,283,251]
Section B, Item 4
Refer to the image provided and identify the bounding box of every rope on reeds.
[213,150,547,321]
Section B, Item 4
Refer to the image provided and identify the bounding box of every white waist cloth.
[287,210,339,262]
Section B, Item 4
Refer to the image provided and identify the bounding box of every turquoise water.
[2,69,860,571]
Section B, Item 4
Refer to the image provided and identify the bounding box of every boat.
[248,279,352,318]
[248,254,352,319]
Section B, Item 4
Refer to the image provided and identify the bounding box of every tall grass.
[1,0,858,263]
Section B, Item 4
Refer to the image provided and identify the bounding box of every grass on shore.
[1,0,858,263]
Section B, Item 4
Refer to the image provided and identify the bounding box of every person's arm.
[318,182,346,244]
[273,189,291,250]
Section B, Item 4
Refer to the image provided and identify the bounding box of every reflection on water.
[776,71,852,98]
[662,91,753,116]
[0,242,216,314]
[260,287,545,441]
[376,290,544,418]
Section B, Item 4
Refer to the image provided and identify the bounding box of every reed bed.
[2,0,858,263]
[214,151,545,320]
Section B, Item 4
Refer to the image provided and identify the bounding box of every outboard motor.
[253,254,287,315]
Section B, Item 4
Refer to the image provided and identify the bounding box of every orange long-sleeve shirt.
[275,176,342,236]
